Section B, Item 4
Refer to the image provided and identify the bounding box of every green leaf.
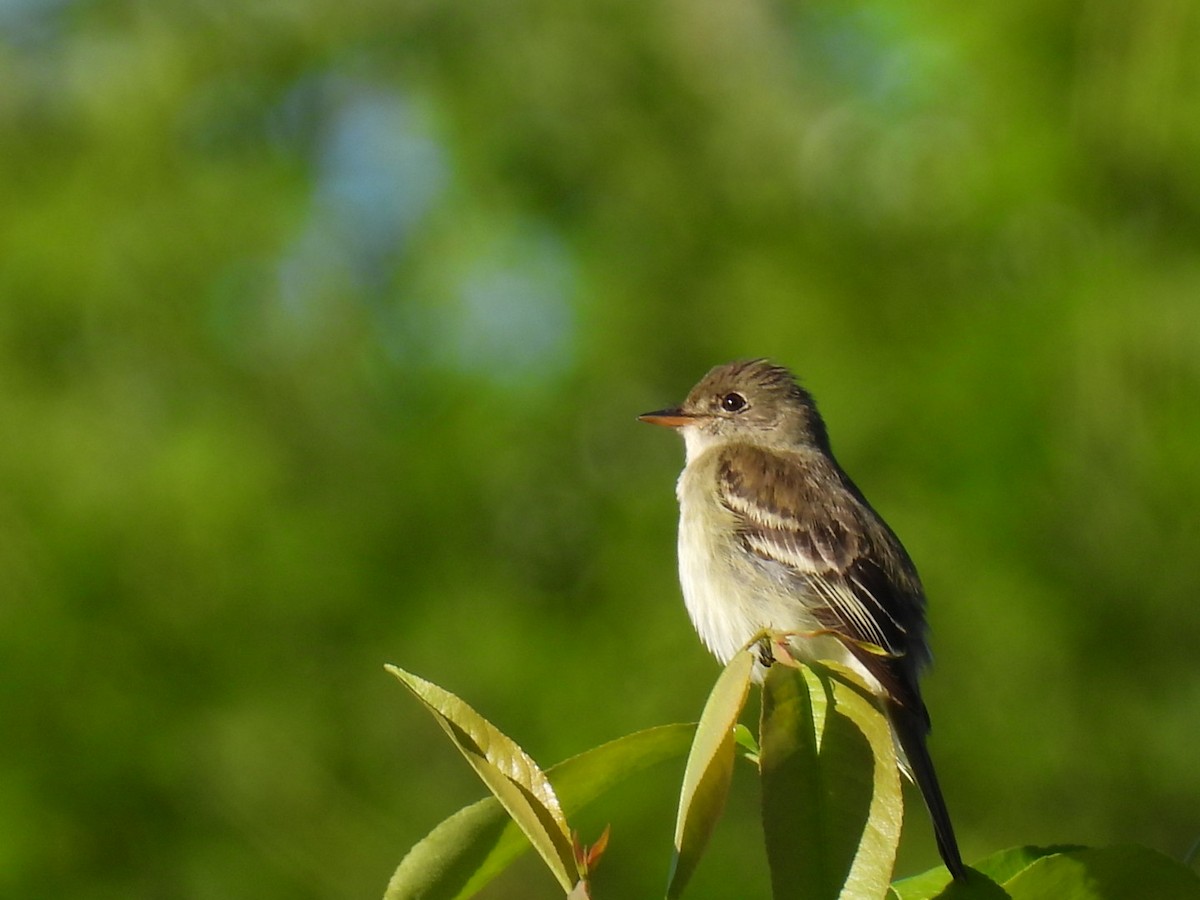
[759,661,902,900]
[386,723,696,900]
[386,799,511,900]
[892,844,1200,900]
[1003,844,1200,900]
[385,665,578,893]
[733,723,760,763]
[889,844,1087,899]
[973,845,1085,884]
[888,865,951,899]
[924,874,1008,899]
[667,648,756,899]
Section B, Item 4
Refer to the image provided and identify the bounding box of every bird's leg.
[744,629,796,669]
[753,633,802,669]
[755,635,776,669]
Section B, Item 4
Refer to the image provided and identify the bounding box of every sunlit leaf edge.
[387,719,696,900]
[667,648,755,899]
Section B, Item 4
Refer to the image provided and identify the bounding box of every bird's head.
[639,359,830,462]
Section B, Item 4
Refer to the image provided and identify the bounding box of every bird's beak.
[638,407,696,428]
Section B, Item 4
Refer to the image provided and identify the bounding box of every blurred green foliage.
[2,0,1198,897]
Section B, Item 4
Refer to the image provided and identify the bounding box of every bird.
[639,358,966,880]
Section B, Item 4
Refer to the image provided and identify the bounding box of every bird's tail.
[888,702,967,880]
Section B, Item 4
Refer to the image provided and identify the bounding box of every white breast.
[674,452,766,664]
[672,442,883,692]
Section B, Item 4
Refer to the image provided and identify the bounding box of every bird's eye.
[720,392,747,412]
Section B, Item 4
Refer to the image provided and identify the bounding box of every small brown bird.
[640,358,966,879]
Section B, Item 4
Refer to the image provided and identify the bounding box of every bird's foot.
[755,636,776,668]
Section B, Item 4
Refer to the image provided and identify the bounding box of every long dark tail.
[888,702,967,880]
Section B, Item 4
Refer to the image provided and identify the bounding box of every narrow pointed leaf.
[1003,845,1200,900]
[760,661,902,900]
[386,723,696,900]
[386,665,578,892]
[575,823,611,875]
[667,648,756,899]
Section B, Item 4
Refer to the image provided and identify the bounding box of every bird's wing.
[717,445,960,875]
[716,444,925,708]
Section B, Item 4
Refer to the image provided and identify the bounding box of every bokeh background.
[3,0,1199,897]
